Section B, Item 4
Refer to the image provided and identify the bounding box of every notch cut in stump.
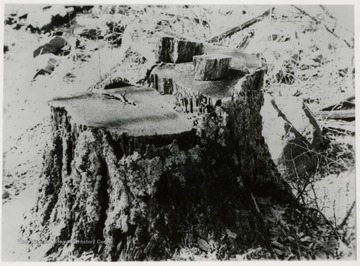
[156,36,204,63]
[193,54,231,81]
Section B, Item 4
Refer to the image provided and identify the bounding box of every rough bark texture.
[156,37,204,63]
[21,67,296,261]
[193,54,231,81]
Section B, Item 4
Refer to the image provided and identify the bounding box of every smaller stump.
[193,54,231,81]
[156,37,204,63]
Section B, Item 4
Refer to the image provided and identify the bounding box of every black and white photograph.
[1,1,357,262]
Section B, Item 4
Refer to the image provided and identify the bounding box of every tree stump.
[21,70,297,261]
[156,36,204,63]
[193,54,231,81]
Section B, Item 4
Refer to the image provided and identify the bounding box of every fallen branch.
[320,120,355,134]
[319,5,336,20]
[321,95,355,112]
[302,206,340,239]
[102,92,125,101]
[291,5,319,23]
[314,110,355,120]
[207,8,274,43]
[102,92,136,106]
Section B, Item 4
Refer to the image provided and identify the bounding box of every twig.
[338,201,355,229]
[250,192,276,259]
[101,92,135,106]
[319,5,336,20]
[291,5,319,23]
[294,233,301,259]
[289,142,349,170]
[310,181,321,211]
[304,207,340,239]
[96,32,102,81]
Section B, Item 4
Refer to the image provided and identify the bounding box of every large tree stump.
[20,44,299,261]
[193,54,231,80]
[20,70,296,261]
[156,36,204,63]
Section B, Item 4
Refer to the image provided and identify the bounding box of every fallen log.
[314,110,355,120]
[207,8,274,43]
[321,95,355,111]
[320,120,355,134]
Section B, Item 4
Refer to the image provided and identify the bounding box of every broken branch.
[314,110,354,120]
[207,8,275,43]
[338,201,356,229]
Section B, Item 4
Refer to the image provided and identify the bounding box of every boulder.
[33,37,69,58]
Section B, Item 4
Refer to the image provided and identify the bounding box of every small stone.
[2,191,10,199]
[197,238,210,252]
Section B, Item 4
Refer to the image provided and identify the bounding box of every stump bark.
[21,55,296,262]
[193,54,231,81]
[156,36,204,63]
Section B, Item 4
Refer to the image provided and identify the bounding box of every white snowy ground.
[2,181,39,261]
[2,13,122,260]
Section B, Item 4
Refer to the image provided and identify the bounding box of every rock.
[2,191,10,199]
[193,54,231,80]
[5,16,16,25]
[18,13,28,20]
[13,23,23,30]
[156,36,204,63]
[261,94,324,181]
[4,45,9,54]
[63,73,77,83]
[197,238,210,252]
[33,37,69,58]
[33,55,60,79]
[4,183,13,189]
[26,24,41,34]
